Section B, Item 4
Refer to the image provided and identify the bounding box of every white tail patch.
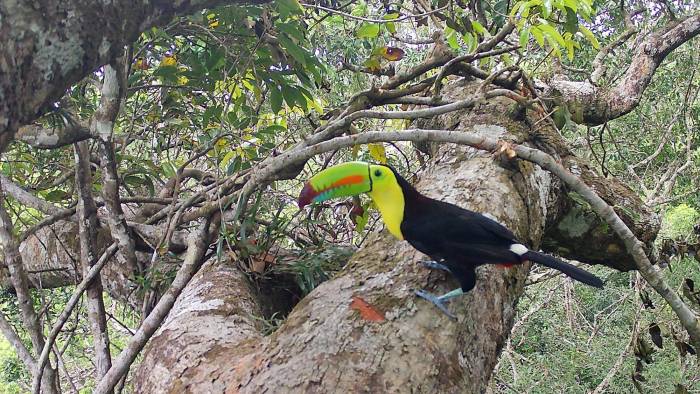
[509,243,528,256]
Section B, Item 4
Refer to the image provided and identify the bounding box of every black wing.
[403,198,517,240]
[401,197,520,261]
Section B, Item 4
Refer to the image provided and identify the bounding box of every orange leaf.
[134,58,149,70]
[380,47,405,61]
[350,296,385,322]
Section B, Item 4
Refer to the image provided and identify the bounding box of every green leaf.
[279,34,308,67]
[564,7,579,34]
[565,38,575,61]
[383,12,400,21]
[501,53,514,65]
[277,0,304,19]
[162,162,177,179]
[492,0,508,26]
[355,204,370,233]
[221,151,237,167]
[281,85,307,111]
[269,83,283,113]
[202,105,223,126]
[356,23,380,39]
[44,190,70,203]
[277,22,305,41]
[383,13,399,34]
[205,49,225,72]
[258,124,287,135]
[471,20,487,35]
[226,156,242,175]
[542,0,552,18]
[368,143,387,163]
[519,27,530,49]
[562,0,578,11]
[537,20,566,47]
[363,56,381,71]
[578,25,600,49]
[510,0,526,17]
[463,32,477,52]
[445,27,460,50]
[531,26,545,46]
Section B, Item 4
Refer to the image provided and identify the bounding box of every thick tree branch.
[134,257,263,391]
[0,175,66,216]
[0,179,58,393]
[141,124,552,392]
[547,14,700,125]
[590,28,638,84]
[0,0,270,151]
[16,120,92,149]
[96,62,140,277]
[72,141,112,388]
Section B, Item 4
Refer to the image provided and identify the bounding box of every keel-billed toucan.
[298,161,604,319]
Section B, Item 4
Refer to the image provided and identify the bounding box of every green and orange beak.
[298,161,373,208]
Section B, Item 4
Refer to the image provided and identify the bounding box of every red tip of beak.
[298,182,317,209]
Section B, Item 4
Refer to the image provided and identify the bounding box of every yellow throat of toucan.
[298,161,406,240]
[367,166,405,240]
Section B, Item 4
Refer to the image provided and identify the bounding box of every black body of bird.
[394,168,603,289]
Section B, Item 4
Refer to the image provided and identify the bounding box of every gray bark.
[136,140,547,392]
[9,219,185,308]
[544,14,700,125]
[131,86,569,393]
[131,81,662,392]
[134,259,263,392]
[0,0,268,151]
[74,140,113,382]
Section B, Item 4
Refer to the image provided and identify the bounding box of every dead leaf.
[494,140,517,159]
[349,196,364,224]
[380,46,406,61]
[250,252,276,273]
[350,296,385,322]
[134,58,149,70]
[648,323,663,349]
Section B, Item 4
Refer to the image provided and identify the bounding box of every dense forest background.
[0,0,698,392]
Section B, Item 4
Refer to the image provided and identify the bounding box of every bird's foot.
[419,260,451,273]
[414,289,456,320]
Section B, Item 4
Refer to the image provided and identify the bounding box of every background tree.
[0,0,698,392]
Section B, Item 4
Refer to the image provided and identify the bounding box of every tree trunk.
[0,0,268,150]
[134,88,567,393]
[131,78,662,391]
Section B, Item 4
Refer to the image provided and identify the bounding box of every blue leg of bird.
[414,288,464,320]
[420,260,451,273]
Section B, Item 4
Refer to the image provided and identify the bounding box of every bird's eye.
[374,169,382,177]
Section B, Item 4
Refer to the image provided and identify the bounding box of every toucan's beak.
[298,161,372,208]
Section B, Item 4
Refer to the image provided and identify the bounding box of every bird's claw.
[419,260,451,273]
[415,289,457,320]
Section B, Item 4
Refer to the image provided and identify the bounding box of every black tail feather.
[523,251,604,288]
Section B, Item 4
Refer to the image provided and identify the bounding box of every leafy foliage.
[0,0,698,391]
